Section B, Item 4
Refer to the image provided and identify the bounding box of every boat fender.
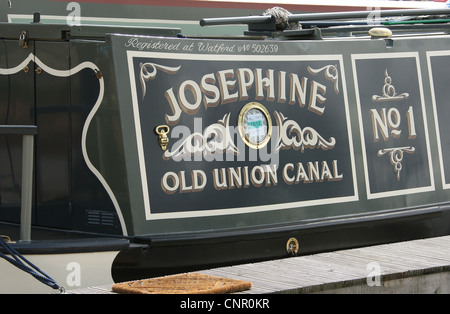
[369,27,393,38]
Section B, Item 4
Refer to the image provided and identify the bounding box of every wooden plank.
[66,285,114,294]
[202,266,300,292]
[232,264,323,288]
[241,259,346,284]
[381,243,450,262]
[338,249,424,270]
[337,242,448,269]
[200,269,274,294]
[352,247,447,269]
[278,255,371,279]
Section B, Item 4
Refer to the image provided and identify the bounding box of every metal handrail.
[200,8,450,27]
[0,125,37,242]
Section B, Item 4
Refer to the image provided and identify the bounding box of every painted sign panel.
[352,53,434,199]
[427,50,450,189]
[125,38,358,220]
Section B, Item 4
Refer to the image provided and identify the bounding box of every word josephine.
[157,66,338,125]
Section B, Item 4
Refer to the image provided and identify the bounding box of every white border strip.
[351,52,435,199]
[126,50,359,220]
[426,50,450,190]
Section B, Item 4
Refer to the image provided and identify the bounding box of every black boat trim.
[1,238,130,255]
[135,204,445,247]
[112,203,449,281]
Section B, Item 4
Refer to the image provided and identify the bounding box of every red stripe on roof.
[46,0,372,13]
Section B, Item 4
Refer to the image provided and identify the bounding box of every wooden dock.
[68,235,450,294]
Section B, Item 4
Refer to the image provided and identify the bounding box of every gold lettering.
[164,67,333,125]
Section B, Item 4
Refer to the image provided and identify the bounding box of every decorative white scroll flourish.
[372,69,409,102]
[273,111,336,153]
[377,146,415,181]
[139,62,180,99]
[163,113,239,161]
[163,110,336,160]
[308,65,339,94]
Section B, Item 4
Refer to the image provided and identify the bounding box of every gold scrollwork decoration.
[377,146,415,181]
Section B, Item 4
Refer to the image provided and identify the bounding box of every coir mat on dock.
[111,272,252,294]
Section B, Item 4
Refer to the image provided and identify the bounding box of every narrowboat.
[2,1,450,293]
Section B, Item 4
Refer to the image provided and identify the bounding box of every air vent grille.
[86,210,117,227]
